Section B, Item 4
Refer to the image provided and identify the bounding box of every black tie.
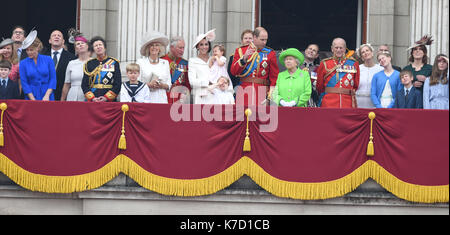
[1,80,6,97]
[53,51,59,66]
[405,89,409,102]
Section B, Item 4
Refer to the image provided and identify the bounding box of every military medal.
[170,62,176,72]
[347,74,353,80]
[344,79,350,86]
[261,70,267,76]
[262,61,268,68]
[107,72,113,79]
[103,78,109,85]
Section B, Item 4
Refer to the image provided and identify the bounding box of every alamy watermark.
[169,85,279,132]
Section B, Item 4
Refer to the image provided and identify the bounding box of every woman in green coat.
[272,48,312,107]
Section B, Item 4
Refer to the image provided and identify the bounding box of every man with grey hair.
[316,37,360,108]
[162,36,191,103]
[378,44,401,72]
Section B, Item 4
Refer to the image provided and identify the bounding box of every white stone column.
[117,0,212,64]
[410,0,449,64]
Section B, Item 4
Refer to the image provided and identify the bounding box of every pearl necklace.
[149,57,159,64]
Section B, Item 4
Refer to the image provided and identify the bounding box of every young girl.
[423,54,449,110]
[209,44,229,84]
[371,52,403,108]
[208,76,235,104]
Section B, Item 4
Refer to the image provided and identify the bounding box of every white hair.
[170,36,184,47]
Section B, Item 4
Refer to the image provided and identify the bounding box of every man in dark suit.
[42,30,76,101]
[0,60,21,100]
[394,70,423,109]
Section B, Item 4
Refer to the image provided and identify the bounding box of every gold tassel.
[243,109,252,152]
[367,112,376,157]
[118,104,129,150]
[0,103,8,147]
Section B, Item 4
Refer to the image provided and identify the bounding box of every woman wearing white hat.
[137,31,171,104]
[189,29,215,104]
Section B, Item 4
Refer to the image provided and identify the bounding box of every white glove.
[288,100,297,107]
[280,99,288,107]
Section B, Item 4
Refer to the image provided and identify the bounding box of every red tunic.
[230,45,279,106]
[161,54,191,104]
[316,57,360,108]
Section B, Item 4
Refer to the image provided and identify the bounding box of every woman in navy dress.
[19,37,57,101]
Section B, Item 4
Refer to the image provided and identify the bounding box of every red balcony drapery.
[0,100,448,203]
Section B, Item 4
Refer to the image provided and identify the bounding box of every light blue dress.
[423,76,449,110]
[19,54,57,100]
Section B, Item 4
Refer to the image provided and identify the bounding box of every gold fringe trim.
[0,103,8,147]
[0,154,448,203]
[245,158,449,203]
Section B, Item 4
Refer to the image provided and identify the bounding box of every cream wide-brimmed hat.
[192,28,216,49]
[140,31,169,57]
[21,30,37,50]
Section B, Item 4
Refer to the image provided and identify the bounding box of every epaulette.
[321,57,334,63]
[86,58,96,63]
[346,56,357,62]
[108,56,120,63]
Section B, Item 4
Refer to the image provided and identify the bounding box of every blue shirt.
[19,54,57,100]
[371,70,403,108]
[0,77,9,88]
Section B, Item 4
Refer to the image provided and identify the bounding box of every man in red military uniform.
[230,27,279,106]
[161,36,191,104]
[316,38,360,108]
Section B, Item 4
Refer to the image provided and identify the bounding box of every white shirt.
[357,64,383,96]
[136,57,171,104]
[51,48,64,64]
[356,63,383,108]
[404,86,412,95]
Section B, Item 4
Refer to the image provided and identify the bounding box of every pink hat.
[74,36,88,43]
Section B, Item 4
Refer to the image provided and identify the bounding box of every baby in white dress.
[208,76,235,104]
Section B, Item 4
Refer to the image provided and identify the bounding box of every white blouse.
[356,64,383,108]
[136,57,171,104]
[189,57,212,104]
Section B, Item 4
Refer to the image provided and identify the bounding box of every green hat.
[279,48,305,67]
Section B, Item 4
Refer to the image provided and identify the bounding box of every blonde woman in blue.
[272,48,312,107]
[19,37,57,101]
[371,52,403,108]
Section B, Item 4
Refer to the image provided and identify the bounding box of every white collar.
[51,48,63,54]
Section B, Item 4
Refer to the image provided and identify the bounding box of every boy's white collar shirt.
[0,77,9,87]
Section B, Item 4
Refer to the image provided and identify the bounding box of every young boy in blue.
[0,60,21,100]
[393,70,423,109]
